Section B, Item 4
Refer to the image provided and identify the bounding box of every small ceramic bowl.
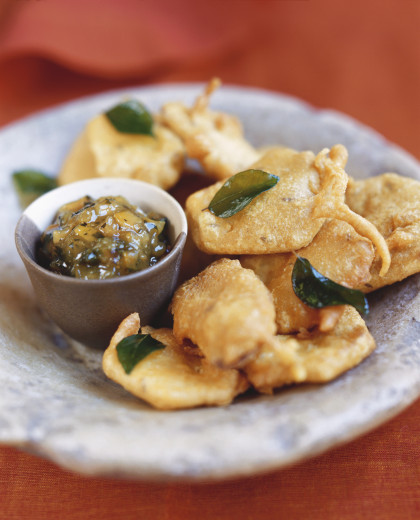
[15,178,187,349]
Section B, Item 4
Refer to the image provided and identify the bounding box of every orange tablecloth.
[0,1,419,518]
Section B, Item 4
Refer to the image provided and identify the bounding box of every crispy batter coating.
[186,145,353,255]
[186,144,390,272]
[241,219,374,333]
[161,78,261,180]
[171,258,277,368]
[312,148,391,276]
[186,147,322,254]
[59,113,185,190]
[244,306,376,393]
[346,173,420,291]
[102,313,248,410]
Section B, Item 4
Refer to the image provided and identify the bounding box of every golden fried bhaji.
[312,147,391,276]
[186,147,324,254]
[102,313,249,410]
[244,306,376,394]
[241,219,375,333]
[346,173,420,291]
[186,144,390,275]
[171,258,277,368]
[160,78,261,180]
[59,113,185,190]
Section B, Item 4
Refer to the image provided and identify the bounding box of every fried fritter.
[186,147,323,254]
[186,146,333,252]
[244,306,376,393]
[312,148,391,276]
[346,173,420,291]
[161,78,261,180]
[241,219,374,333]
[102,313,248,410]
[59,113,185,190]
[171,258,276,368]
[186,145,390,274]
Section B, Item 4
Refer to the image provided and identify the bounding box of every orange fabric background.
[0,0,419,518]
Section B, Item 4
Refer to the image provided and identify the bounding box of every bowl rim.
[15,177,188,284]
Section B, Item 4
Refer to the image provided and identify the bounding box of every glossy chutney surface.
[38,195,170,279]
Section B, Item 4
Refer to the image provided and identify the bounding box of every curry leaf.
[105,100,154,136]
[292,256,369,315]
[206,169,279,218]
[12,169,57,208]
[116,334,165,374]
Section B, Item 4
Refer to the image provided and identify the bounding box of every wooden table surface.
[0,1,419,518]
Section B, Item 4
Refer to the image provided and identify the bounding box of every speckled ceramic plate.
[0,84,419,481]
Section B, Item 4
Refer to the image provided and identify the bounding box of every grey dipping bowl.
[15,178,187,349]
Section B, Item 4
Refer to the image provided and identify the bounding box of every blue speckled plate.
[0,84,419,481]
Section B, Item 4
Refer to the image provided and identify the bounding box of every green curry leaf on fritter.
[105,100,154,136]
[116,334,165,374]
[206,169,279,218]
[292,256,369,315]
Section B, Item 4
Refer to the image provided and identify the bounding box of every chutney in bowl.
[15,178,188,348]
